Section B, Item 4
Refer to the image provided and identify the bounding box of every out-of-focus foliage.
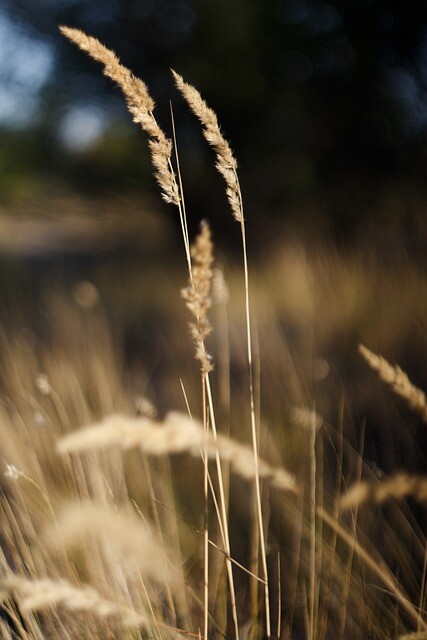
[0,0,426,240]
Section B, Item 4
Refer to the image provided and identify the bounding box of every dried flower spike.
[0,576,146,628]
[341,473,427,510]
[359,344,427,423]
[181,221,214,373]
[172,70,243,222]
[60,26,179,206]
[57,412,296,493]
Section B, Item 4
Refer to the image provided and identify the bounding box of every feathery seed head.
[1,575,147,628]
[212,268,230,305]
[182,221,214,373]
[60,27,155,114]
[49,502,176,585]
[359,344,427,423]
[57,412,297,493]
[60,26,180,207]
[341,474,427,510]
[172,70,243,222]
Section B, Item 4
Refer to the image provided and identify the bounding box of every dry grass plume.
[341,474,427,510]
[181,221,214,374]
[172,70,243,223]
[0,576,147,628]
[359,344,427,422]
[60,26,180,207]
[57,411,296,492]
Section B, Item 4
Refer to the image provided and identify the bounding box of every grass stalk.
[309,405,317,640]
[240,205,271,639]
[202,376,209,640]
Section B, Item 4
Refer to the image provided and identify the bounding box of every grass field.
[0,27,426,640]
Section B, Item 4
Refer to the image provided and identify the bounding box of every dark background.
[0,0,426,246]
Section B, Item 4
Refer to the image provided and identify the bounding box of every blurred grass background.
[0,6,426,636]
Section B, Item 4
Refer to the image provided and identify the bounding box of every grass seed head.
[359,344,427,423]
[172,70,243,222]
[182,221,214,374]
[60,26,180,206]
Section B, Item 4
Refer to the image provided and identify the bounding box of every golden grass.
[172,70,243,223]
[57,412,296,492]
[181,221,214,374]
[359,344,427,423]
[0,576,148,629]
[0,25,425,640]
[60,26,179,208]
[341,474,427,509]
[49,501,178,585]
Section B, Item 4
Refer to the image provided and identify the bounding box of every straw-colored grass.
[359,344,427,422]
[59,27,179,209]
[181,221,214,374]
[342,474,427,510]
[0,25,425,640]
[57,412,296,492]
[0,576,148,628]
[48,501,178,585]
